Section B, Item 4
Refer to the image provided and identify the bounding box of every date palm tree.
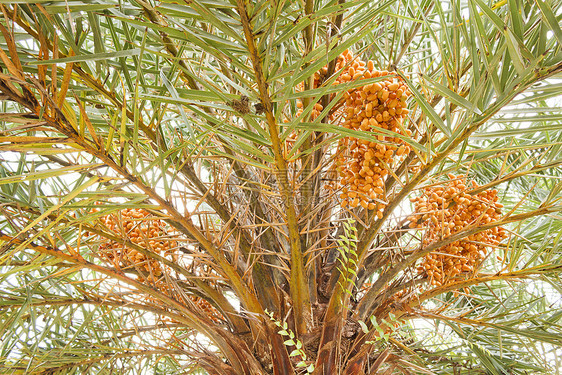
[1,1,562,374]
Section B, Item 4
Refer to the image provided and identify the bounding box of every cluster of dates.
[408,175,507,285]
[330,51,412,216]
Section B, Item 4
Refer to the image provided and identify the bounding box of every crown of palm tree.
[1,1,562,374]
